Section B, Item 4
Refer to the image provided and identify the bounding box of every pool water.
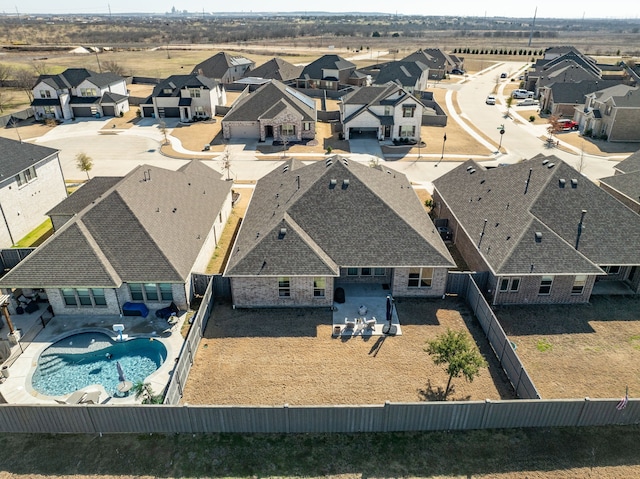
[31,331,167,397]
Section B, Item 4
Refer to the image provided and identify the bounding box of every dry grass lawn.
[181,296,515,406]
[497,295,640,399]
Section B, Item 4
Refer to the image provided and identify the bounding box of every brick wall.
[47,288,121,316]
[492,274,595,305]
[230,276,334,308]
[598,183,640,215]
[609,109,640,142]
[391,267,448,297]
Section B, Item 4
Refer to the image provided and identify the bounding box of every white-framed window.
[128,283,173,302]
[278,277,291,297]
[361,268,372,276]
[281,124,296,136]
[499,277,520,292]
[539,276,553,295]
[189,88,201,98]
[80,88,97,97]
[408,267,433,288]
[15,166,37,187]
[402,105,416,117]
[43,105,56,115]
[303,122,312,131]
[510,278,520,292]
[374,268,386,276]
[163,88,173,94]
[399,125,416,138]
[604,266,621,275]
[40,90,51,98]
[384,106,392,116]
[572,275,587,295]
[324,81,334,89]
[61,288,107,307]
[313,277,326,297]
[194,105,205,116]
[347,268,358,276]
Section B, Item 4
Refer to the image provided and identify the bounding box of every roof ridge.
[283,212,339,275]
[75,219,123,286]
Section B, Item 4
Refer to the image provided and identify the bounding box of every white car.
[486,95,496,105]
[517,98,539,107]
[512,89,534,99]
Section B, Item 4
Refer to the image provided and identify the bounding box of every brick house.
[0,161,232,316]
[31,68,129,120]
[192,52,255,84]
[599,149,640,214]
[432,155,640,305]
[0,137,67,248]
[222,80,316,142]
[574,85,640,142]
[224,156,454,308]
[296,55,358,90]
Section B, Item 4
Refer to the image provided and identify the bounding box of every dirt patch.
[496,295,640,399]
[0,118,55,141]
[101,109,140,130]
[181,296,515,405]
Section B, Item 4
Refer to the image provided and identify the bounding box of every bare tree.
[102,60,127,76]
[546,115,562,146]
[0,91,5,113]
[0,63,13,86]
[75,152,93,180]
[14,68,36,102]
[220,146,233,181]
[30,60,50,76]
[158,121,169,145]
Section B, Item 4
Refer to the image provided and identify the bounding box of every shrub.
[326,146,332,154]
[529,115,535,122]
[119,111,124,117]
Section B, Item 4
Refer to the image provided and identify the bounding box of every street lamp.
[435,131,446,166]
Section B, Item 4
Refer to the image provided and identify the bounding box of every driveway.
[348,138,383,157]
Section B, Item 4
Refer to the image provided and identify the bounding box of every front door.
[265,125,273,138]
[384,125,391,138]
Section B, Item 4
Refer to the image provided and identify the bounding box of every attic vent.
[325,158,333,167]
[172,208,177,213]
[342,158,349,166]
[547,163,555,169]
[559,179,566,188]
[571,178,578,188]
[535,232,542,243]
[469,168,476,174]
[480,179,485,184]
[343,179,350,187]
[282,164,289,173]
[330,179,337,187]
[466,166,474,171]
[279,227,287,236]
[542,159,549,165]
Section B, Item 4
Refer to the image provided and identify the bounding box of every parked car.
[512,89,534,99]
[558,119,579,131]
[517,98,539,107]
[500,72,508,79]
[451,68,466,75]
[486,95,496,105]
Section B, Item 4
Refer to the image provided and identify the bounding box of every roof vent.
[469,168,476,174]
[571,178,578,188]
[172,208,177,213]
[342,179,350,187]
[282,164,289,173]
[330,179,337,188]
[466,165,474,171]
[279,227,287,237]
[559,179,566,188]
[535,232,542,243]
[325,158,333,167]
[342,158,349,166]
[547,163,555,169]
[542,159,549,165]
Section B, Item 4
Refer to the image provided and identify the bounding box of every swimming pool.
[31,331,167,397]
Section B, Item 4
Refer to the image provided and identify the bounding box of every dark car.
[500,72,508,79]
[451,68,465,75]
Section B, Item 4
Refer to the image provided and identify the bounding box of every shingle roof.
[342,83,425,125]
[249,57,303,82]
[151,74,219,97]
[593,85,640,107]
[547,80,620,104]
[373,61,426,87]
[0,161,232,288]
[298,55,355,80]
[35,68,124,91]
[433,156,640,276]
[0,137,59,180]
[192,52,254,79]
[225,157,454,277]
[222,80,315,123]
[615,149,640,174]
[47,177,123,217]
[599,171,640,207]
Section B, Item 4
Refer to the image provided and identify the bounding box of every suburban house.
[432,155,640,305]
[0,161,233,316]
[0,138,67,248]
[574,84,640,142]
[368,61,429,93]
[221,80,316,142]
[31,68,129,120]
[296,55,359,90]
[192,52,255,84]
[599,149,640,214]
[224,156,455,308]
[340,82,427,140]
[537,80,620,117]
[139,74,226,121]
[246,57,303,83]
[401,49,463,81]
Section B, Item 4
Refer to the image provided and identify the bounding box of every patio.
[331,283,403,337]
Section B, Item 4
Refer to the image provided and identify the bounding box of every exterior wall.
[337,268,391,284]
[60,92,73,120]
[492,274,595,305]
[391,267,448,297]
[33,82,60,101]
[392,98,424,140]
[50,214,74,231]
[261,109,304,142]
[222,120,260,140]
[230,276,334,308]
[344,111,382,139]
[116,283,188,311]
[0,154,67,248]
[46,287,121,316]
[191,191,233,274]
[608,108,640,142]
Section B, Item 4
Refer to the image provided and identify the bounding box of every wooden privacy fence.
[0,398,637,434]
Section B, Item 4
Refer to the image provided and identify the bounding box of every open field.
[497,295,640,399]
[2,426,640,479]
[181,296,514,405]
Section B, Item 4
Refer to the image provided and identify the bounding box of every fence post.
[515,368,524,398]
[500,338,509,362]
[284,403,290,433]
[384,400,391,432]
[576,397,591,426]
[480,398,492,429]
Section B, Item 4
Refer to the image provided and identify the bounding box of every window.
[278,277,291,297]
[189,88,201,98]
[499,278,509,292]
[281,124,296,136]
[499,277,520,293]
[572,275,587,295]
[361,268,372,276]
[374,268,386,276]
[402,105,416,117]
[539,276,553,295]
[384,106,393,116]
[399,125,416,138]
[510,278,520,292]
[194,105,205,116]
[80,88,97,97]
[605,266,621,275]
[163,88,173,94]
[347,268,358,276]
[128,283,172,302]
[303,122,312,131]
[43,105,56,115]
[40,90,51,98]
[313,277,326,297]
[324,81,334,89]
[15,167,37,187]
[408,267,433,288]
[60,288,107,307]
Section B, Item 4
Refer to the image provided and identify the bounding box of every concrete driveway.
[348,138,383,157]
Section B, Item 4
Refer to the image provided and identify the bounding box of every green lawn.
[13,218,53,248]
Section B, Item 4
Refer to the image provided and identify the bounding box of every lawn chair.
[80,391,101,404]
[345,318,356,329]
[365,317,377,330]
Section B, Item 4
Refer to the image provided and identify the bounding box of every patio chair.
[80,391,101,404]
[365,317,376,330]
[62,390,87,404]
[345,318,356,329]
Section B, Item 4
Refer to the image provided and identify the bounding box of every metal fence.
[0,398,637,434]
[0,248,35,270]
[0,108,34,128]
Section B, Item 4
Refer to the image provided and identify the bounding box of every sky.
[10,1,640,18]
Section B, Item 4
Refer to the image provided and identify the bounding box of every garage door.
[159,107,180,118]
[142,107,155,118]
[348,128,378,139]
[229,123,259,138]
[73,107,94,117]
[102,105,116,116]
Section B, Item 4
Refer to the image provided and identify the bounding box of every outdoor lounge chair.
[365,317,377,330]
[345,318,356,329]
[81,391,101,404]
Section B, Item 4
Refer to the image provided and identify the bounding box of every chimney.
[575,209,587,250]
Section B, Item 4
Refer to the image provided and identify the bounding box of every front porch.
[331,283,402,337]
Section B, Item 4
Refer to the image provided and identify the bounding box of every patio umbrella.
[116,361,126,383]
[116,361,133,394]
[386,296,392,325]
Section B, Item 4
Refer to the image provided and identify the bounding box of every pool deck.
[0,311,187,405]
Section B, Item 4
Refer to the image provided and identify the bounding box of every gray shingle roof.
[0,137,59,179]
[47,177,123,217]
[298,55,355,81]
[35,68,124,90]
[0,161,232,288]
[615,149,640,174]
[222,80,315,123]
[192,52,253,79]
[225,156,454,277]
[373,61,426,87]
[249,58,303,82]
[152,74,218,97]
[434,156,640,276]
[547,80,620,104]
[599,171,640,207]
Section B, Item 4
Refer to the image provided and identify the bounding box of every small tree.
[0,63,13,86]
[14,68,36,102]
[158,120,169,145]
[425,329,486,399]
[505,95,514,118]
[102,60,127,76]
[75,152,93,180]
[220,146,233,181]
[547,115,563,145]
[132,381,163,404]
